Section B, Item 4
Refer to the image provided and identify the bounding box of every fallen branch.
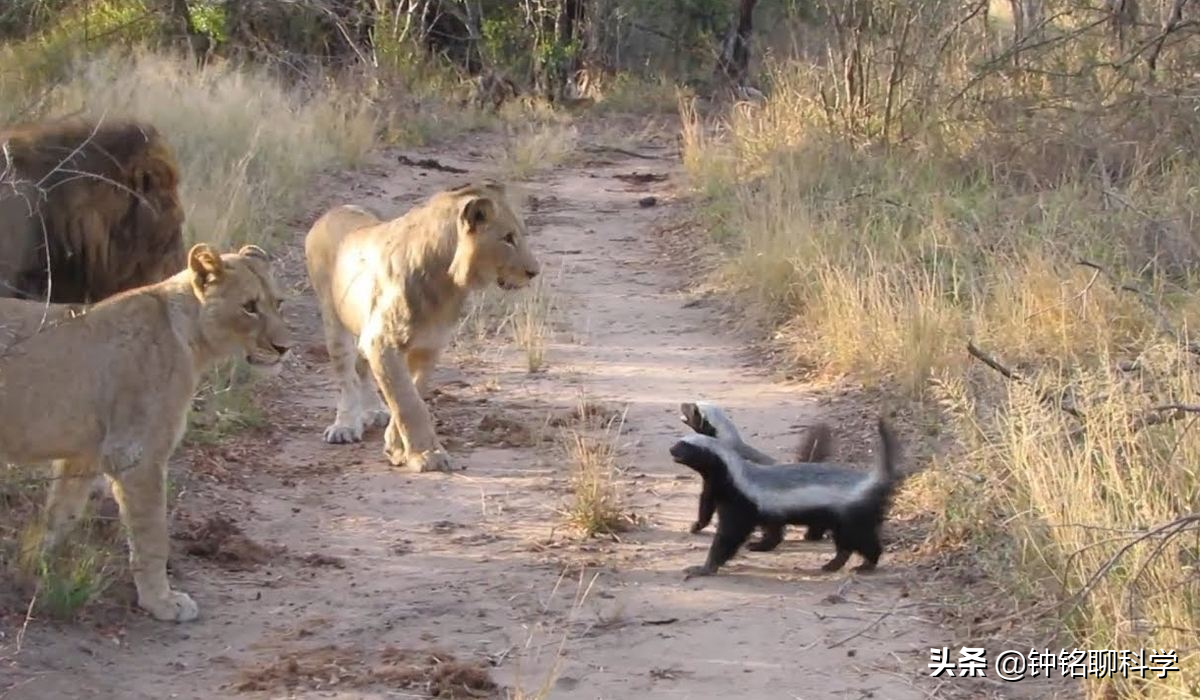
[580,143,663,160]
[396,154,468,173]
[965,340,1084,420]
[1130,403,1200,431]
[828,597,901,649]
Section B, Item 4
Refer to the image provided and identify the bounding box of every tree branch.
[966,340,1085,420]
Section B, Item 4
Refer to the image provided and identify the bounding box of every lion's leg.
[362,328,456,473]
[322,322,369,445]
[109,456,198,622]
[356,354,390,430]
[42,457,100,554]
[406,348,441,399]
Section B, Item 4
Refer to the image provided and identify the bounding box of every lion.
[0,118,186,304]
[305,180,541,473]
[0,243,291,622]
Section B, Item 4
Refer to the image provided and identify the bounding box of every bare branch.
[965,340,1085,420]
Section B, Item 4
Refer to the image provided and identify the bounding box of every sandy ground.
[0,127,1030,699]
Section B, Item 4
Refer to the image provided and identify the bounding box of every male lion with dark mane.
[305,180,540,473]
[0,244,291,621]
[0,118,186,303]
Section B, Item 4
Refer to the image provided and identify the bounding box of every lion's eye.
[503,232,517,246]
[243,300,259,315]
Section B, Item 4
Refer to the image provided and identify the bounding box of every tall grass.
[682,21,1200,697]
[34,50,376,250]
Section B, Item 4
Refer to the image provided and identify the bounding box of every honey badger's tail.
[847,418,902,526]
[873,418,899,483]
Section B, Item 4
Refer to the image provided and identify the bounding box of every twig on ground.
[829,596,902,649]
[14,588,38,655]
[580,143,662,160]
[396,154,468,173]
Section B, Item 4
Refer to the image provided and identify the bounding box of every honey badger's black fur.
[669,418,900,577]
[679,402,850,543]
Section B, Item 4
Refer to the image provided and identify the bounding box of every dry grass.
[504,568,601,699]
[682,26,1200,697]
[559,400,631,537]
[593,73,682,115]
[498,118,580,179]
[507,276,558,374]
[455,271,560,374]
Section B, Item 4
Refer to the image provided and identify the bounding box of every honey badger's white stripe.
[679,433,885,517]
[691,402,778,465]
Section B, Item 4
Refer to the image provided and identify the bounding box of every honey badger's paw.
[140,590,199,622]
[683,564,716,580]
[323,422,364,444]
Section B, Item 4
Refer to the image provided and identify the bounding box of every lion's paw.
[323,423,363,444]
[363,409,391,430]
[140,590,199,622]
[407,447,459,473]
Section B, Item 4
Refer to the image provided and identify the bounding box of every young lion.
[305,181,540,473]
[0,244,292,622]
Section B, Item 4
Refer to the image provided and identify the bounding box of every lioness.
[0,244,291,622]
[305,181,540,472]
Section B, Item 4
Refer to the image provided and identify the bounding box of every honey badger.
[670,418,901,577]
[679,402,849,542]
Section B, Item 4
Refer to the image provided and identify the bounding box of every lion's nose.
[526,266,540,279]
[272,343,291,355]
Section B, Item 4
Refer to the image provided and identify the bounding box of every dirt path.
[3,129,952,699]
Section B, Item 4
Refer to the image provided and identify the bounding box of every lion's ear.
[188,243,224,292]
[237,244,271,262]
[461,197,496,233]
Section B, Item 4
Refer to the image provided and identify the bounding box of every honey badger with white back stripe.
[669,418,900,577]
[679,401,852,542]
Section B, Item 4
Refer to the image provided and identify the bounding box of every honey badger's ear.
[461,196,496,233]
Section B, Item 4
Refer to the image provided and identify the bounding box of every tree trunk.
[166,0,211,60]
[531,0,587,102]
[714,0,758,86]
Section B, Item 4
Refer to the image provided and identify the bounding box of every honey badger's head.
[669,433,729,478]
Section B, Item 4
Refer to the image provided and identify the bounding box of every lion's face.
[457,193,541,291]
[187,244,292,370]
